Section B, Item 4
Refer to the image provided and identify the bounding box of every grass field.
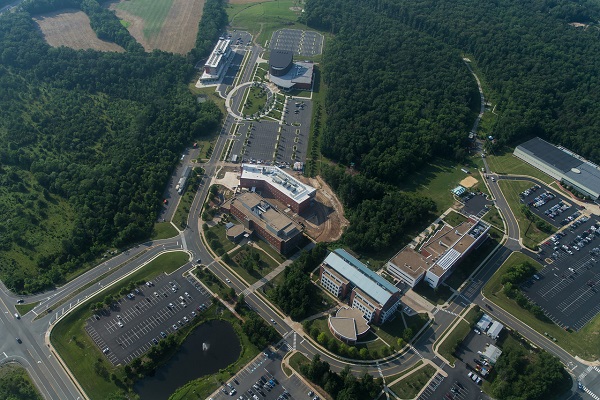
[50,251,189,399]
[151,222,179,240]
[499,180,556,249]
[227,0,306,46]
[34,10,125,52]
[401,157,486,213]
[16,301,40,316]
[189,84,227,116]
[112,0,204,53]
[241,85,269,117]
[389,364,437,399]
[115,0,173,39]
[0,364,42,400]
[483,252,600,360]
[485,149,554,184]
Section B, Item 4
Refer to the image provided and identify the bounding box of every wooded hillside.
[0,9,221,292]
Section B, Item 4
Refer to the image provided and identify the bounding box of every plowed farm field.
[34,10,125,52]
[109,0,205,54]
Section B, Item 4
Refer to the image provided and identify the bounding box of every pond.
[134,319,241,399]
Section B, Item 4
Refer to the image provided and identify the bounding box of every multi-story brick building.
[239,164,316,213]
[227,192,302,255]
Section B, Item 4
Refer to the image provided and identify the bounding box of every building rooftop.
[205,39,231,68]
[323,249,399,306]
[322,264,350,285]
[329,307,370,340]
[483,344,503,364]
[231,192,301,240]
[517,137,582,173]
[241,164,316,205]
[389,220,489,280]
[269,62,314,89]
[516,137,600,197]
[269,50,293,70]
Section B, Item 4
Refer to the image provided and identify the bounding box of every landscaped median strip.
[433,303,477,366]
[34,247,152,321]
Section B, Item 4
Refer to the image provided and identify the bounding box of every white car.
[226,278,231,283]
[473,328,481,335]
[117,321,124,328]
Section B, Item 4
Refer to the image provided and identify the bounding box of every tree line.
[300,355,383,400]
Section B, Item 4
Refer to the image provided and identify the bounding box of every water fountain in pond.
[202,342,210,351]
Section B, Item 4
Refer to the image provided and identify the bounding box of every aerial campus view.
[1,0,600,400]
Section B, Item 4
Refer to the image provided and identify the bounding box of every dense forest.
[490,336,571,399]
[301,0,600,254]
[305,0,600,164]
[0,0,226,292]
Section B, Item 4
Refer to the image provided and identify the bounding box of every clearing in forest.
[34,10,125,52]
[109,0,205,54]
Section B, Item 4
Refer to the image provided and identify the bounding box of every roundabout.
[226,81,277,120]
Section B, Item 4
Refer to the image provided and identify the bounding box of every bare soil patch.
[459,175,479,188]
[34,10,125,52]
[109,0,205,54]
[296,175,349,242]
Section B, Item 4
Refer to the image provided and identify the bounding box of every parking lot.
[522,215,600,330]
[461,193,492,219]
[210,339,317,400]
[229,98,311,164]
[270,29,323,57]
[85,273,213,365]
[518,183,577,228]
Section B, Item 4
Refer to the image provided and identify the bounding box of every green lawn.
[438,320,470,365]
[385,360,423,385]
[16,301,39,316]
[50,251,189,400]
[225,246,280,284]
[0,364,42,400]
[289,351,310,372]
[499,180,556,249]
[374,313,430,348]
[482,206,504,230]
[227,0,307,46]
[242,85,269,117]
[151,222,179,240]
[485,149,554,184]
[255,239,286,263]
[443,211,468,227]
[205,224,237,255]
[389,364,437,399]
[189,84,226,117]
[116,0,174,39]
[484,252,600,360]
[401,157,486,213]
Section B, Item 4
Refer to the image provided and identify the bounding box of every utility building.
[514,137,600,200]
